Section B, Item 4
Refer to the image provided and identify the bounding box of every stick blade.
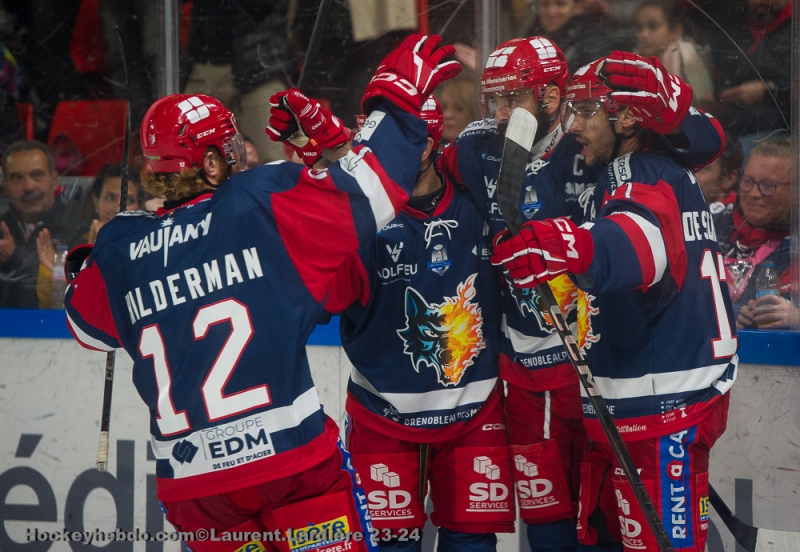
[497,108,537,235]
[757,530,800,552]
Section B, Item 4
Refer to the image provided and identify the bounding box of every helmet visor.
[562,100,608,130]
[481,89,536,121]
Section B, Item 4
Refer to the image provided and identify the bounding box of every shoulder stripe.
[607,211,667,289]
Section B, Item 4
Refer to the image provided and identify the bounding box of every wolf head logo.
[397,274,484,386]
[507,274,579,333]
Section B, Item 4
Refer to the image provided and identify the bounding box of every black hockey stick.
[97,26,132,472]
[297,0,334,91]
[496,108,674,552]
[708,484,800,552]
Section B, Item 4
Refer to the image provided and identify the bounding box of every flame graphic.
[576,290,600,351]
[548,275,579,314]
[439,274,484,384]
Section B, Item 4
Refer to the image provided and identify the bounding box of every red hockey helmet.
[420,95,444,150]
[563,58,619,127]
[480,37,569,119]
[140,94,245,173]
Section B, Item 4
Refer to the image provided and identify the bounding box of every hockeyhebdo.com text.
[26,527,375,547]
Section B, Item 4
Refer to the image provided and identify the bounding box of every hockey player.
[63,34,461,552]
[491,55,738,552]
[436,38,725,552]
[325,96,513,552]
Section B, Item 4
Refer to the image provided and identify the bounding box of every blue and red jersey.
[576,149,738,441]
[437,108,725,395]
[64,104,428,501]
[325,175,504,442]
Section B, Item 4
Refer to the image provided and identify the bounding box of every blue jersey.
[325,176,503,442]
[64,105,428,501]
[576,149,738,441]
[437,109,725,394]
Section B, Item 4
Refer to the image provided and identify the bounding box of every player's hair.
[140,148,223,201]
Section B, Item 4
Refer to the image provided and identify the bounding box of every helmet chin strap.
[609,120,641,161]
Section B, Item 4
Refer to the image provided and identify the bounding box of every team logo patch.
[428,244,450,274]
[522,185,542,219]
[397,274,484,386]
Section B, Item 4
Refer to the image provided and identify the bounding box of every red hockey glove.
[601,51,692,134]
[491,218,593,288]
[362,34,462,115]
[295,142,322,167]
[265,88,351,149]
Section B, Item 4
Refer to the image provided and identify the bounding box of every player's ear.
[617,107,638,132]
[421,137,435,164]
[542,85,561,119]
[203,148,224,183]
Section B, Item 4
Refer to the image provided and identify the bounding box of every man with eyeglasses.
[491,55,738,552]
[714,139,796,329]
[437,41,728,552]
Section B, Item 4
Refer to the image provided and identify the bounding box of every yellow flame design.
[439,274,484,385]
[576,290,600,351]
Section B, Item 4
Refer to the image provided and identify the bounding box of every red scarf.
[730,207,788,248]
[749,2,791,53]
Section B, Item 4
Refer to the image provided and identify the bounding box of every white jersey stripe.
[579,357,737,399]
[150,386,323,478]
[502,313,576,353]
[66,310,115,352]
[341,112,399,230]
[616,211,668,287]
[351,366,497,413]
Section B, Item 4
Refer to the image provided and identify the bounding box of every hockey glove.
[601,51,692,134]
[491,218,593,288]
[295,142,323,167]
[362,34,462,115]
[65,243,93,284]
[265,88,351,150]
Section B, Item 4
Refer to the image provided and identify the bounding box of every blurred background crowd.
[0,0,795,328]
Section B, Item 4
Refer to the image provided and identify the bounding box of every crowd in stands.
[0,0,795,330]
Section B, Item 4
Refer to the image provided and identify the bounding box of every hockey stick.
[297,0,334,91]
[96,26,132,472]
[495,108,674,552]
[708,484,800,552]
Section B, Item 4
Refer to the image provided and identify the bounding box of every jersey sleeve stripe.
[606,211,667,289]
[64,261,122,350]
[66,310,117,351]
[342,146,408,231]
